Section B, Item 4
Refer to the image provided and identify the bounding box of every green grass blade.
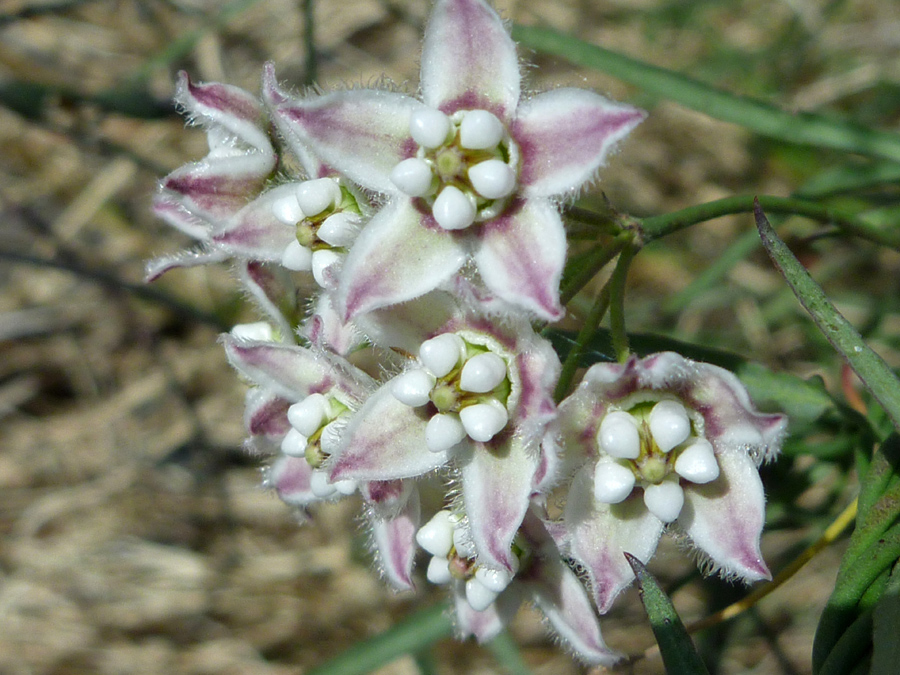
[625,554,710,675]
[512,25,900,164]
[755,201,900,432]
[306,602,453,675]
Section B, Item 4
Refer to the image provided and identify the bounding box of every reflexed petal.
[452,584,505,643]
[211,185,299,259]
[680,450,772,582]
[268,455,316,506]
[474,199,565,321]
[329,383,451,482]
[238,261,295,341]
[144,248,228,282]
[526,554,621,666]
[352,291,460,354]
[152,194,210,240]
[421,0,520,117]
[268,86,421,193]
[244,388,291,441]
[175,72,272,153]
[514,89,645,198]
[300,293,364,356]
[459,437,538,572]
[565,468,663,613]
[337,198,466,319]
[160,152,274,222]
[369,487,420,591]
[222,336,372,403]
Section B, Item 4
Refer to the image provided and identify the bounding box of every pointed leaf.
[756,201,900,432]
[626,553,710,675]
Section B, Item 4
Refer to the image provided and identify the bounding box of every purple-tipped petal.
[526,553,621,666]
[337,198,466,319]
[176,73,272,153]
[244,388,291,441]
[564,468,663,613]
[300,293,363,356]
[680,450,772,582]
[369,486,420,592]
[269,87,421,193]
[474,199,566,321]
[152,194,210,240]
[452,584,506,643]
[144,248,228,282]
[268,455,317,506]
[421,0,520,117]
[514,89,645,198]
[459,437,538,572]
[222,336,372,403]
[329,383,451,482]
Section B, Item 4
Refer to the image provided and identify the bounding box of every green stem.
[560,234,630,305]
[640,195,900,248]
[554,284,612,402]
[609,245,637,362]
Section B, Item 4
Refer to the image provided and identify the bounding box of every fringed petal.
[421,0,520,118]
[514,89,645,198]
[680,450,772,582]
[564,468,663,613]
[474,199,565,321]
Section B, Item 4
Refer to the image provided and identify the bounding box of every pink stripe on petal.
[565,469,663,613]
[474,199,566,321]
[271,89,420,193]
[680,450,772,582]
[211,189,297,259]
[452,586,504,643]
[460,438,538,572]
[514,89,646,198]
[245,389,291,438]
[269,455,316,506]
[338,199,466,319]
[329,383,450,482]
[369,487,420,592]
[421,0,520,118]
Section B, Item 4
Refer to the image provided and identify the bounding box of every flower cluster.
[150,0,785,665]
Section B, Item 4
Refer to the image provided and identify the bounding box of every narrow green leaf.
[512,25,900,164]
[736,363,833,429]
[485,631,534,675]
[306,602,453,675]
[755,201,900,432]
[813,435,900,673]
[625,553,710,675]
[871,564,900,675]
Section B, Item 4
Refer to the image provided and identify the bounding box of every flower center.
[271,177,362,287]
[390,332,512,449]
[592,399,720,523]
[280,393,355,499]
[415,510,527,612]
[389,107,519,231]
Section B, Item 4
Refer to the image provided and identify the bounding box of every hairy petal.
[210,185,299,260]
[329,383,451,482]
[338,198,466,319]
[565,468,663,613]
[268,455,317,506]
[474,199,566,321]
[222,336,371,403]
[460,437,538,572]
[680,450,772,582]
[514,89,645,198]
[269,86,421,193]
[452,584,506,643]
[244,388,291,440]
[421,0,520,117]
[238,261,295,343]
[369,486,420,592]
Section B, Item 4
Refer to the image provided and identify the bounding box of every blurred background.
[1,0,898,673]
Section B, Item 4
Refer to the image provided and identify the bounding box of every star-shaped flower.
[264,0,645,321]
[547,352,787,613]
